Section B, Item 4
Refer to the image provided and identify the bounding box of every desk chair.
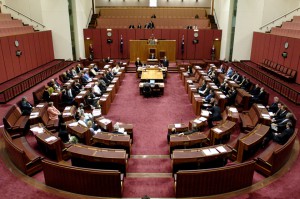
[143,83,152,97]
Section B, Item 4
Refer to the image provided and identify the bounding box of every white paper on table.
[30,127,44,134]
[269,112,275,117]
[79,91,86,94]
[229,107,238,112]
[174,123,181,128]
[193,119,201,124]
[68,122,78,127]
[257,105,265,108]
[36,104,44,108]
[213,128,222,133]
[118,128,125,133]
[216,146,227,153]
[212,86,218,89]
[100,118,111,124]
[216,91,222,94]
[229,81,235,83]
[63,112,71,116]
[220,94,226,98]
[107,88,112,91]
[51,93,58,95]
[201,110,210,117]
[45,136,57,142]
[65,106,71,111]
[108,85,114,88]
[103,94,109,97]
[92,109,101,117]
[76,96,82,98]
[261,113,269,117]
[209,148,219,155]
[199,117,207,121]
[187,80,193,83]
[202,149,211,156]
[104,65,110,68]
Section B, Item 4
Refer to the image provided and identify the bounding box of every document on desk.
[30,112,39,118]
[36,104,44,108]
[257,105,265,109]
[65,106,71,111]
[202,149,212,156]
[216,146,227,153]
[213,128,223,134]
[45,136,57,142]
[30,126,44,134]
[63,112,71,116]
[209,148,219,155]
[229,107,238,112]
[201,110,210,117]
[68,122,78,127]
[174,123,181,128]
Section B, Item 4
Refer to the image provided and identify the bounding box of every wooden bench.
[1,128,43,176]
[3,104,29,137]
[260,59,297,82]
[32,85,45,105]
[255,128,298,176]
[175,160,255,197]
[42,159,123,197]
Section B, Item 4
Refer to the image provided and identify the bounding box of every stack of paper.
[65,106,71,111]
[92,109,101,117]
[257,105,265,108]
[174,123,181,128]
[100,118,111,125]
[229,107,238,112]
[220,94,226,98]
[216,146,227,153]
[68,122,78,127]
[193,119,201,124]
[213,128,222,133]
[79,91,86,94]
[45,136,57,142]
[30,126,44,134]
[199,117,207,121]
[29,112,39,119]
[63,112,71,116]
[201,110,210,117]
[36,104,44,108]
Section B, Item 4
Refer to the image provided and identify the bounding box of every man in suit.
[204,89,215,102]
[272,103,288,122]
[272,122,294,145]
[162,56,169,68]
[207,102,222,128]
[149,53,155,59]
[43,86,51,102]
[267,96,279,113]
[135,57,143,70]
[221,83,230,95]
[250,84,260,96]
[251,87,266,104]
[226,87,237,106]
[271,112,293,132]
[72,80,82,95]
[20,97,33,115]
[89,44,94,61]
[137,23,142,29]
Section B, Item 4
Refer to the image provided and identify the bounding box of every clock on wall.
[15,40,19,47]
[194,32,199,38]
[284,42,289,49]
[107,31,112,37]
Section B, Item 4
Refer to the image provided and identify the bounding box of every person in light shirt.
[92,82,102,97]
[47,102,61,120]
[112,64,121,74]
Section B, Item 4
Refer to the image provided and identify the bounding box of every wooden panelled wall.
[0,31,55,84]
[83,29,222,61]
[250,32,300,84]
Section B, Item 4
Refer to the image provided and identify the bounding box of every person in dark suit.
[61,72,70,83]
[207,102,222,128]
[61,89,73,106]
[219,64,225,74]
[272,122,294,145]
[249,84,260,96]
[187,65,193,75]
[20,97,33,115]
[204,89,215,102]
[89,44,94,61]
[226,67,234,77]
[137,23,142,29]
[226,87,237,106]
[149,53,155,59]
[135,57,143,70]
[72,79,82,95]
[162,56,169,68]
[66,69,74,79]
[272,112,293,132]
[251,87,266,104]
[75,64,82,73]
[43,86,51,102]
[272,104,288,122]
[221,83,230,95]
[267,96,279,113]
[198,80,206,93]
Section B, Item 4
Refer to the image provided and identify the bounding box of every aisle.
[107,73,196,198]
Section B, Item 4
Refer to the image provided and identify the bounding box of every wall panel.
[273,36,282,64]
[110,29,120,58]
[28,33,38,70]
[1,37,14,80]
[92,29,102,59]
[186,30,195,60]
[47,31,55,60]
[22,34,33,73]
[283,37,295,68]
[100,29,110,58]
[135,29,144,40]
[118,29,129,59]
[267,34,276,61]
[262,34,270,61]
[33,33,42,67]
[203,29,214,60]
[8,36,21,77]
[161,29,170,39]
[195,30,205,60]
[0,39,8,83]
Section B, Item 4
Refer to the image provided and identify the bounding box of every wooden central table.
[141,69,164,82]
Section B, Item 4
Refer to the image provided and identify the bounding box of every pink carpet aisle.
[0,66,299,198]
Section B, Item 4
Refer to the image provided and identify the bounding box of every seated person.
[207,102,222,128]
[106,68,114,80]
[47,102,61,121]
[66,69,74,79]
[232,72,242,83]
[219,64,225,74]
[75,64,82,73]
[162,56,169,68]
[198,80,206,93]
[89,68,97,78]
[43,86,51,102]
[92,82,102,97]
[112,64,121,74]
[72,79,82,95]
[112,123,127,135]
[61,72,70,83]
[58,123,70,143]
[220,83,230,95]
[99,78,107,92]
[263,122,294,146]
[271,112,293,132]
[249,84,260,96]
[135,57,143,69]
[105,57,111,63]
[102,72,111,84]
[187,65,193,75]
[226,67,234,77]
[86,92,100,108]
[149,53,156,59]
[87,120,101,135]
[20,97,33,115]
[49,79,61,90]
[137,23,142,29]
[241,78,252,91]
[199,87,210,97]
[81,72,91,85]
[267,96,279,113]
[226,87,237,106]
[251,87,266,103]
[272,103,288,122]
[204,90,215,103]
[71,66,77,76]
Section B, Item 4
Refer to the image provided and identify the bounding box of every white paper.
[118,128,125,133]
[51,93,58,95]
[229,107,238,112]
[92,109,101,117]
[63,112,71,116]
[202,149,211,156]
[199,117,207,121]
[65,106,71,111]
[193,119,201,124]
[269,112,275,117]
[174,123,181,128]
[36,104,44,108]
[30,127,44,134]
[100,118,111,124]
[68,122,78,127]
[216,146,227,153]
[209,148,219,155]
[45,136,57,142]
[257,105,265,108]
[201,110,210,117]
[79,91,86,94]
[220,94,226,98]
[213,128,222,133]
[76,96,82,98]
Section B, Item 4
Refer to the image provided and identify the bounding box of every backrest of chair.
[4,105,19,128]
[41,109,49,124]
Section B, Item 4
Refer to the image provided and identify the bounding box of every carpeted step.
[127,157,171,173]
[123,178,175,198]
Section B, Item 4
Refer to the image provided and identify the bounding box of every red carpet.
[127,158,171,173]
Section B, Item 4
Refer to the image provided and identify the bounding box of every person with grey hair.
[20,97,33,115]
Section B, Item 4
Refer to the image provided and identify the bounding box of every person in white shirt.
[112,64,121,74]
[92,82,102,97]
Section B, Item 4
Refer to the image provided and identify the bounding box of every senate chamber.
[0,0,300,199]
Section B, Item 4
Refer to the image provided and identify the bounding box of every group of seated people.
[135,56,169,69]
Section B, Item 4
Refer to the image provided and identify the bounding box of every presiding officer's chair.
[143,83,152,97]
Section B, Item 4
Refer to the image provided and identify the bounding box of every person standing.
[162,56,169,68]
[89,43,94,61]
